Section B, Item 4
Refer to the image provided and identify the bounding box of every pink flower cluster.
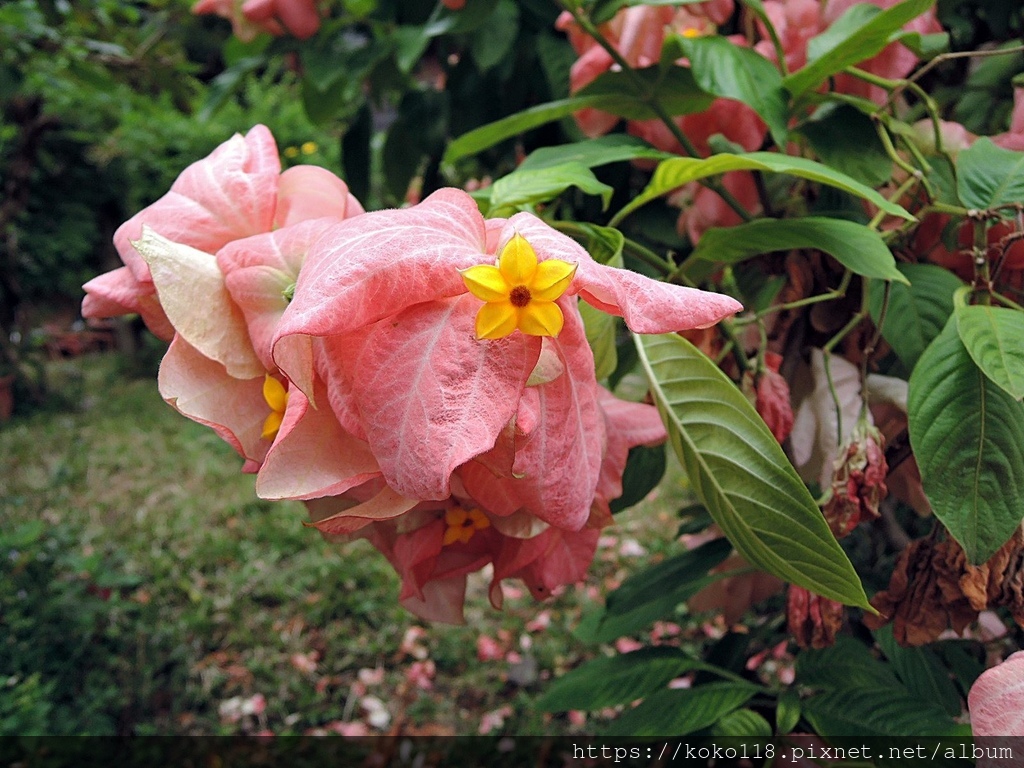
[82,125,741,623]
[192,0,322,42]
[556,0,942,242]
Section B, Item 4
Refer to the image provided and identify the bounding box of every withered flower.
[822,421,888,538]
[788,585,845,649]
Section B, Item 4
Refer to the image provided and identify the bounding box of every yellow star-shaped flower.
[461,233,577,340]
[442,507,490,546]
[261,374,289,440]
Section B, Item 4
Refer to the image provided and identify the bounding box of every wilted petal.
[256,381,382,501]
[158,336,269,465]
[82,266,175,341]
[115,125,280,285]
[273,165,362,228]
[137,227,263,379]
[273,188,489,397]
[320,295,541,501]
[499,213,742,332]
[969,651,1024,737]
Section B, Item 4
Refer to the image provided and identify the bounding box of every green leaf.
[581,300,618,381]
[603,682,759,737]
[869,263,963,370]
[799,104,893,187]
[519,135,669,171]
[488,162,613,211]
[198,56,264,122]
[469,0,519,72]
[573,222,624,381]
[636,333,871,608]
[444,99,581,163]
[575,64,715,120]
[802,685,957,738]
[956,303,1024,400]
[875,625,963,718]
[676,34,789,147]
[958,138,1024,211]
[444,66,712,165]
[712,708,774,738]
[589,538,733,642]
[691,217,907,283]
[784,0,937,97]
[776,690,801,735]
[610,444,667,514]
[796,635,900,690]
[538,647,704,712]
[908,317,1024,563]
[612,152,913,226]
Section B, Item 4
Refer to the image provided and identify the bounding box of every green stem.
[868,173,920,230]
[551,220,676,275]
[973,214,992,305]
[747,269,853,321]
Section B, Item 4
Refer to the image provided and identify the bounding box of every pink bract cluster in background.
[556,0,942,242]
[192,0,322,41]
[82,125,741,623]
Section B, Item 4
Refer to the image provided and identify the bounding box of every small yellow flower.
[460,233,577,340]
[681,27,703,38]
[283,146,300,159]
[442,507,490,546]
[301,141,318,155]
[261,374,289,440]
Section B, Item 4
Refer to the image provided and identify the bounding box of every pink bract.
[272,188,739,527]
[969,650,1024,736]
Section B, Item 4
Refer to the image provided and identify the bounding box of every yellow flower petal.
[263,374,288,412]
[468,508,490,530]
[442,526,463,546]
[498,233,537,286]
[475,300,519,340]
[530,260,577,301]
[445,507,469,526]
[517,300,565,337]
[261,409,284,441]
[461,264,509,302]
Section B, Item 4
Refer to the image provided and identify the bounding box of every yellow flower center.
[460,233,577,340]
[261,374,289,441]
[442,507,490,546]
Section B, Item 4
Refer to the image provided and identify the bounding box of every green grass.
[0,353,695,736]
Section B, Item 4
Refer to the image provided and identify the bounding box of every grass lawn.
[1,352,699,736]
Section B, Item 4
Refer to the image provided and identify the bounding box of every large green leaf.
[611,152,913,226]
[488,162,612,211]
[575,64,715,120]
[908,317,1024,563]
[869,263,963,370]
[603,682,758,737]
[957,138,1024,210]
[519,135,669,171]
[799,104,893,187]
[875,626,963,718]
[712,708,773,738]
[956,302,1024,401]
[537,647,732,712]
[802,686,958,738]
[585,538,733,643]
[690,217,907,283]
[610,445,667,514]
[796,635,900,690]
[676,34,789,147]
[783,0,937,97]
[444,67,711,164]
[636,334,870,607]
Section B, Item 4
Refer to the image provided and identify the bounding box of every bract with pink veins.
[969,651,1024,737]
[272,188,739,525]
